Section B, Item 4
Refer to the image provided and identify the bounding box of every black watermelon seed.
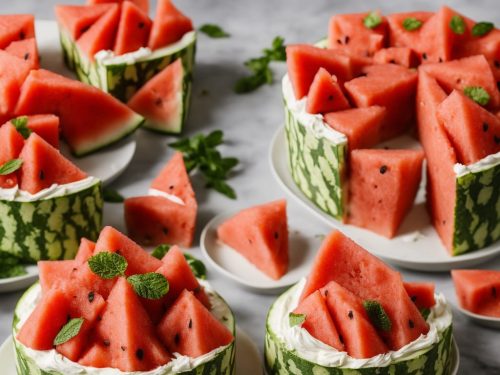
[39,170,45,180]
[328,95,334,101]
[97,315,102,321]
[274,232,279,239]
[495,60,500,69]
[155,98,163,106]
[121,346,126,351]
[169,185,174,190]
[336,39,342,45]
[103,339,110,347]
[19,31,25,39]
[188,319,192,329]
[24,53,30,60]
[136,348,144,360]
[344,35,350,44]
[389,59,396,64]
[442,220,446,225]
[483,123,489,132]
[379,165,388,174]
[411,295,417,302]
[409,319,415,328]
[174,333,180,345]
[348,310,353,319]
[494,136,500,144]
[492,287,497,298]
[422,53,427,60]
[88,291,95,303]
[222,316,228,321]
[248,238,253,244]
[138,22,145,29]
[497,81,500,90]
[438,57,443,63]
[162,227,169,235]
[324,290,329,297]
[66,314,71,322]
[339,334,344,344]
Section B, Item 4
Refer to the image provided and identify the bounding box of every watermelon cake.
[56,0,196,134]
[12,226,236,374]
[283,6,500,254]
[265,230,454,374]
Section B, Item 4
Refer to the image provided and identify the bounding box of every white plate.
[34,20,137,186]
[200,211,322,293]
[0,327,263,375]
[455,305,500,329]
[0,266,38,294]
[269,126,500,272]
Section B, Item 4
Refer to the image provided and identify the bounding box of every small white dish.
[0,266,38,294]
[455,305,500,329]
[269,125,500,272]
[200,211,322,293]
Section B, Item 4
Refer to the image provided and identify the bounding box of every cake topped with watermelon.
[283,5,500,255]
[265,230,453,374]
[13,226,235,374]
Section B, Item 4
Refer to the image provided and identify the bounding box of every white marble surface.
[1,0,500,374]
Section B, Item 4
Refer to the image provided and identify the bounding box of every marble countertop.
[0,1,499,374]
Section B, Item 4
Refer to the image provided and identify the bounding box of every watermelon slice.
[38,260,76,293]
[20,114,60,148]
[0,122,25,188]
[348,149,425,238]
[0,14,35,49]
[305,68,350,114]
[293,290,345,351]
[5,38,39,70]
[300,231,429,350]
[217,200,289,280]
[77,4,120,61]
[15,69,143,156]
[114,1,152,55]
[320,281,388,358]
[157,290,233,358]
[18,133,87,194]
[55,4,114,40]
[74,238,96,265]
[328,12,387,57]
[127,59,185,133]
[437,90,500,165]
[324,106,386,150]
[373,47,417,68]
[150,152,195,203]
[87,0,149,15]
[148,0,193,50]
[404,282,436,310]
[0,50,31,119]
[451,269,500,317]
[345,63,418,141]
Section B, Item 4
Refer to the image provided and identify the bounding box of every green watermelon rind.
[264,288,454,375]
[12,283,235,375]
[0,180,103,262]
[58,28,196,135]
[452,160,500,256]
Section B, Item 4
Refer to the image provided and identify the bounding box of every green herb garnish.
[234,36,286,93]
[151,244,171,260]
[464,86,490,106]
[88,252,127,279]
[10,116,31,139]
[199,24,230,38]
[403,17,423,31]
[363,300,392,332]
[449,15,465,34]
[127,272,169,299]
[53,318,84,346]
[472,21,494,37]
[363,11,382,29]
[169,130,239,199]
[289,313,306,327]
[420,308,431,320]
[103,188,125,203]
[0,159,23,175]
[0,251,27,279]
[184,253,207,279]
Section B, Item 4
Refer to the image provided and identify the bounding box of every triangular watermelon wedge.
[15,69,143,156]
[217,200,289,280]
[0,14,35,49]
[148,0,193,50]
[20,114,60,148]
[55,4,115,40]
[5,38,39,70]
[0,50,31,119]
[373,47,417,68]
[74,238,96,265]
[305,68,350,114]
[0,122,25,188]
[38,260,77,293]
[157,290,233,358]
[87,0,149,15]
[404,282,436,310]
[114,1,152,55]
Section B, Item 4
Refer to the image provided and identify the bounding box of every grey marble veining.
[0,1,499,374]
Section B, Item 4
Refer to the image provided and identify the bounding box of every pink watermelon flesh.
[416,71,457,253]
[451,270,500,318]
[0,14,35,49]
[404,282,436,310]
[321,281,388,358]
[157,290,233,358]
[345,63,418,141]
[293,290,345,351]
[13,114,60,148]
[38,260,77,294]
[0,50,31,119]
[18,133,87,194]
[305,68,350,114]
[5,38,39,70]
[87,0,149,15]
[348,149,424,238]
[114,1,152,55]
[217,199,289,280]
[324,106,386,151]
[77,4,120,61]
[0,122,25,188]
[300,231,429,350]
[55,4,114,40]
[373,47,417,68]
[15,69,142,156]
[74,238,96,265]
[437,90,500,165]
[328,12,387,57]
[127,59,183,132]
[148,0,193,50]
[82,277,171,371]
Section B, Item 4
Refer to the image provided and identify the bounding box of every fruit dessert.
[451,269,500,318]
[56,0,196,134]
[217,200,289,280]
[265,230,453,374]
[283,6,500,254]
[0,14,39,71]
[13,226,235,374]
[125,152,197,247]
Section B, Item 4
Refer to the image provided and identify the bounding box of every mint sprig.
[184,253,207,280]
[363,300,392,332]
[403,17,423,31]
[289,313,306,327]
[472,21,494,37]
[152,244,171,260]
[10,116,31,139]
[0,159,23,176]
[103,188,124,203]
[88,252,127,279]
[54,318,84,346]
[464,86,490,106]
[449,15,465,34]
[363,11,382,29]
[127,272,169,299]
[199,24,230,38]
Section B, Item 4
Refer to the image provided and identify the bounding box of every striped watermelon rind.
[12,282,236,375]
[58,29,196,135]
[0,180,103,262]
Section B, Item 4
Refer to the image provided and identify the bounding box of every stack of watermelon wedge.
[56,0,196,134]
[283,6,500,254]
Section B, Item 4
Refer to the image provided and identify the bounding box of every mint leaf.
[363,300,392,332]
[363,11,382,29]
[464,86,490,106]
[199,24,230,38]
[420,308,431,320]
[127,272,169,299]
[151,244,171,260]
[0,159,23,176]
[184,253,207,279]
[403,17,423,31]
[54,318,84,346]
[449,15,465,34]
[88,252,127,279]
[103,188,124,203]
[472,21,494,37]
[289,313,306,327]
[10,116,31,139]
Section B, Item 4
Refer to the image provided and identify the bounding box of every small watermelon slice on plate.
[148,0,193,50]
[0,14,35,49]
[55,4,115,40]
[5,38,39,70]
[0,121,25,188]
[305,68,350,114]
[114,1,152,55]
